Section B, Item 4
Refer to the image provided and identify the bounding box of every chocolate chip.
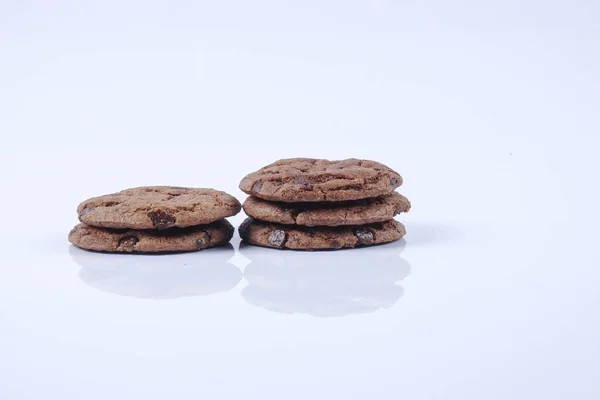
[268,229,287,248]
[252,182,262,193]
[293,176,311,184]
[293,177,314,191]
[169,186,189,190]
[355,228,374,245]
[330,240,342,249]
[118,235,139,248]
[147,211,176,229]
[391,178,399,189]
[195,231,212,249]
[80,207,92,216]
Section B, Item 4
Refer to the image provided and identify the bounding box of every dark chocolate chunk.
[195,231,212,249]
[118,235,139,248]
[147,211,176,229]
[355,228,374,245]
[268,229,287,248]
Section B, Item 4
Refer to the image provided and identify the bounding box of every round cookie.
[77,186,241,230]
[243,192,411,227]
[69,220,234,253]
[239,218,406,250]
[239,158,403,202]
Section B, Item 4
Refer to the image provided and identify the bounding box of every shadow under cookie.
[70,244,241,299]
[239,240,411,317]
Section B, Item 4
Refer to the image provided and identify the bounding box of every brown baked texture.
[69,220,234,253]
[238,218,405,250]
[239,158,402,202]
[77,186,241,230]
[242,192,410,226]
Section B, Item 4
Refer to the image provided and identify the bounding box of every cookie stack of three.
[69,187,241,253]
[238,158,410,250]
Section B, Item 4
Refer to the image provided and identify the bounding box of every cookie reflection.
[70,244,241,299]
[239,241,411,317]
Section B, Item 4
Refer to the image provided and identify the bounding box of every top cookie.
[77,186,241,230]
[239,158,402,202]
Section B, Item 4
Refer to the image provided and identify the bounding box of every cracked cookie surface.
[69,220,234,253]
[239,218,405,250]
[243,192,411,226]
[239,158,402,202]
[77,186,241,230]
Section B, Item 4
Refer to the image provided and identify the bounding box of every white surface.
[1,1,599,399]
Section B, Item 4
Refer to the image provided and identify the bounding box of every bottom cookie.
[239,218,405,250]
[69,219,234,253]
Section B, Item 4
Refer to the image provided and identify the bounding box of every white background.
[1,1,599,399]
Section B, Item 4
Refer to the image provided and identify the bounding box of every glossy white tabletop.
[1,1,599,399]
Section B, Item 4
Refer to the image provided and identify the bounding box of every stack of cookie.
[238,158,410,250]
[69,186,241,253]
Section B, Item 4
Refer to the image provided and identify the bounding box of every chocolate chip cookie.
[239,158,402,202]
[239,218,405,250]
[77,186,241,230]
[69,219,234,253]
[243,192,410,227]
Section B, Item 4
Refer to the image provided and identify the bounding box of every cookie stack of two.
[69,187,241,253]
[238,158,410,250]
